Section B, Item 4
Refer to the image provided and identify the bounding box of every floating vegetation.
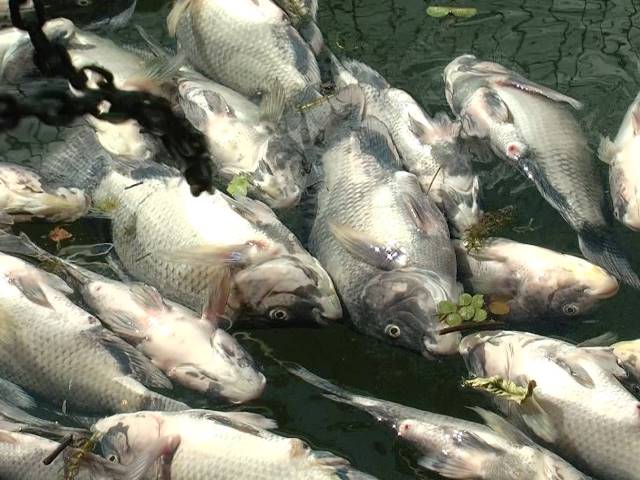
[227,174,250,198]
[438,293,488,327]
[463,376,537,404]
[463,206,515,252]
[426,6,478,18]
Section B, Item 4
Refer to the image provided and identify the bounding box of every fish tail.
[578,226,640,289]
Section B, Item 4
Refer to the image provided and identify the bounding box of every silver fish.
[460,330,640,480]
[0,231,266,404]
[93,409,377,480]
[0,250,186,415]
[0,162,89,225]
[599,91,640,231]
[444,54,640,288]
[44,126,341,327]
[289,365,592,480]
[167,0,321,108]
[0,428,177,480]
[453,237,619,322]
[309,89,460,355]
[332,55,482,233]
[177,72,307,208]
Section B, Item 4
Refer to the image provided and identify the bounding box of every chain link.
[1,0,214,196]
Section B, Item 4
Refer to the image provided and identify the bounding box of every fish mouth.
[205,371,267,404]
[584,270,620,299]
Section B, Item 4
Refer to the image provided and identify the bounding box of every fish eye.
[562,303,579,316]
[107,454,119,463]
[269,308,289,322]
[384,324,401,338]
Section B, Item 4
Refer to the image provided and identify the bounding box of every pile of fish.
[0,0,637,478]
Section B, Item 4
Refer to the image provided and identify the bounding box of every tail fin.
[578,226,640,289]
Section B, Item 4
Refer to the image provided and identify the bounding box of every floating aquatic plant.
[437,293,488,327]
[227,174,250,198]
[426,6,478,18]
[463,376,537,404]
[463,206,515,253]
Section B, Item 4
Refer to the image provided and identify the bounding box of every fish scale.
[495,86,605,229]
[172,0,320,105]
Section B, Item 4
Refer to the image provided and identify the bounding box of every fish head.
[173,328,266,403]
[44,186,91,223]
[361,268,461,356]
[230,254,342,326]
[251,136,305,208]
[613,340,640,376]
[515,254,619,320]
[95,412,162,466]
[459,330,529,379]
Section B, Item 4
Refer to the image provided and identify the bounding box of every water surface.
[4,1,640,478]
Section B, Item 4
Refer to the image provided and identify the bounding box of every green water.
[5,0,640,478]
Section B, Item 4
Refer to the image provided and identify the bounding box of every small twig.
[438,321,505,336]
[42,434,74,465]
[424,165,443,197]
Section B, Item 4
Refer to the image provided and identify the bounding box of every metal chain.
[1,0,214,196]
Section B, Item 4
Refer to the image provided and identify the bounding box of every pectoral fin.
[201,268,231,326]
[329,222,408,270]
[493,76,582,110]
[598,136,618,164]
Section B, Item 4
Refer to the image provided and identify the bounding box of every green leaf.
[445,313,462,326]
[473,308,488,323]
[463,376,536,404]
[459,305,475,321]
[426,6,477,18]
[227,175,250,198]
[437,300,457,315]
[459,293,472,306]
[471,294,485,309]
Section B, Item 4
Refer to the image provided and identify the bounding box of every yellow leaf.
[427,6,478,18]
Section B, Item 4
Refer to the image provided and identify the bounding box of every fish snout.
[582,266,619,299]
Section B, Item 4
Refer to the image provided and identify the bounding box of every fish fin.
[259,82,288,124]
[167,0,191,37]
[298,21,324,56]
[126,52,185,96]
[468,406,534,446]
[417,430,503,478]
[493,77,583,110]
[632,105,640,135]
[597,136,618,164]
[9,271,53,308]
[358,116,401,168]
[516,397,559,444]
[225,194,280,226]
[182,410,275,436]
[201,268,231,326]
[0,431,17,444]
[407,109,460,145]
[179,92,215,132]
[0,378,36,410]
[577,225,640,289]
[577,332,618,347]
[134,24,171,59]
[205,411,278,430]
[156,243,258,267]
[395,171,447,234]
[328,222,408,270]
[551,352,596,388]
[340,58,390,90]
[129,283,167,312]
[92,328,172,389]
